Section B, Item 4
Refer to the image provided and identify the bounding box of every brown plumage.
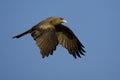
[13,16,85,59]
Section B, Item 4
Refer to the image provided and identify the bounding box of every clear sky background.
[0,0,120,80]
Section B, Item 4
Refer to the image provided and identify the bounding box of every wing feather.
[31,28,58,58]
[55,24,85,58]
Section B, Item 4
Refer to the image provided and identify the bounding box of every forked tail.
[13,29,32,38]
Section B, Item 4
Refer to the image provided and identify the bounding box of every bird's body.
[13,16,85,58]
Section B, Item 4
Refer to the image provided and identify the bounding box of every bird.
[13,16,85,59]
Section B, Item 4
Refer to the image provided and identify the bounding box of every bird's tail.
[13,28,33,38]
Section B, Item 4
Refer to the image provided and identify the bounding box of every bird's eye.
[60,18,64,20]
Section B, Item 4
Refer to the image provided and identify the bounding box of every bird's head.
[47,16,67,25]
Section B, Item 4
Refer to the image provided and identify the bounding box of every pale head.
[45,16,67,25]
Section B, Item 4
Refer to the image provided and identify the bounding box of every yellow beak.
[62,19,67,23]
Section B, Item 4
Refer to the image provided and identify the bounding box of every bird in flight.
[13,16,85,59]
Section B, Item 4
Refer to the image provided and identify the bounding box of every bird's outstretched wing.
[31,28,58,58]
[55,24,85,58]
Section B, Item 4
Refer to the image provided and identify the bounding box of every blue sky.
[0,0,120,80]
